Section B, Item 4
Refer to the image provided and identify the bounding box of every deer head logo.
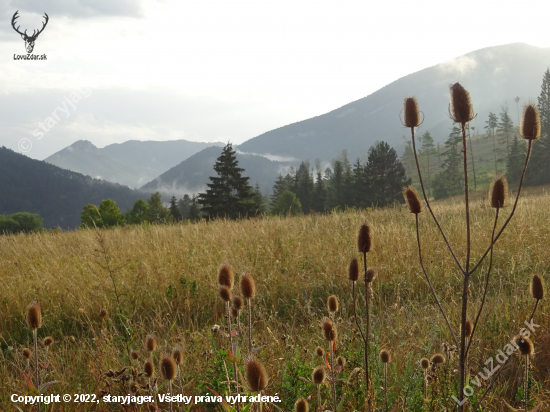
[11,11,49,54]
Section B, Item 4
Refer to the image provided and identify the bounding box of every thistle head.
[348,258,359,282]
[430,353,445,365]
[449,82,474,123]
[322,319,337,341]
[515,335,534,356]
[403,186,422,214]
[27,303,42,330]
[520,103,541,140]
[245,355,268,392]
[218,263,234,289]
[219,285,232,302]
[365,268,377,283]
[357,223,372,254]
[146,335,157,352]
[295,398,309,412]
[379,349,391,364]
[327,295,339,313]
[312,365,326,384]
[315,346,325,357]
[172,347,183,365]
[489,177,508,209]
[43,336,54,347]
[420,357,430,370]
[403,97,421,128]
[240,273,256,299]
[531,274,544,300]
[144,359,154,378]
[161,355,177,381]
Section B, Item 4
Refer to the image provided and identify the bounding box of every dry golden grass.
[0,191,549,410]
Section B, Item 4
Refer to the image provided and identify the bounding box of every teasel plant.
[401,86,542,410]
[379,349,390,412]
[240,272,256,354]
[27,303,42,412]
[322,318,337,412]
[245,355,268,412]
[312,365,326,412]
[161,355,177,412]
[172,347,184,393]
[420,357,430,400]
[515,335,535,411]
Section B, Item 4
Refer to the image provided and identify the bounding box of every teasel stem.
[528,300,539,324]
[466,209,499,357]
[363,252,371,412]
[384,362,388,412]
[33,329,40,412]
[168,380,173,412]
[329,341,337,412]
[415,214,458,347]
[410,125,464,272]
[525,354,529,411]
[226,302,240,412]
[247,298,252,354]
[351,281,366,345]
[317,384,322,412]
[470,139,533,274]
[177,365,184,394]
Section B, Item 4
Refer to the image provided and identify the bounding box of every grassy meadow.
[1,187,550,411]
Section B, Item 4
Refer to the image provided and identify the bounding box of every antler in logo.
[12,11,49,54]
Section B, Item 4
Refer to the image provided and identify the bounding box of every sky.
[1,0,549,160]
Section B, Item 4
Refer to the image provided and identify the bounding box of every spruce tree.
[295,162,314,213]
[484,112,499,175]
[420,131,436,197]
[198,143,257,219]
[270,173,294,213]
[177,194,191,220]
[506,135,526,186]
[497,105,514,160]
[188,194,201,221]
[169,195,182,221]
[312,170,328,213]
[435,126,463,198]
[352,158,367,208]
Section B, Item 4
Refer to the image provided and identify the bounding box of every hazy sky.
[1,0,549,160]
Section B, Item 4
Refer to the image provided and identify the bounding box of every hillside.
[45,139,224,189]
[0,147,143,229]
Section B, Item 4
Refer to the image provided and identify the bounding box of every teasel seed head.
[295,398,309,412]
[161,355,177,381]
[312,365,326,384]
[27,303,42,330]
[520,103,541,140]
[403,97,421,128]
[99,309,108,320]
[219,285,232,302]
[464,319,473,338]
[232,296,244,310]
[531,274,544,300]
[337,356,346,367]
[322,319,337,341]
[231,307,240,318]
[449,82,474,124]
[172,347,183,365]
[218,263,234,289]
[365,268,377,283]
[515,335,534,356]
[240,273,256,299]
[22,348,32,359]
[327,295,339,313]
[380,349,391,364]
[420,357,430,369]
[348,258,359,282]
[130,350,140,360]
[489,177,508,209]
[146,335,157,352]
[43,336,54,347]
[357,223,372,254]
[245,355,268,392]
[315,346,325,357]
[430,353,445,364]
[144,359,154,378]
[403,186,422,214]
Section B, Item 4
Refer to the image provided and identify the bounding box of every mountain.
[45,139,224,189]
[140,146,293,196]
[237,43,550,161]
[0,147,143,229]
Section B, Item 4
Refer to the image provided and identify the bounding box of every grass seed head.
[430,353,445,364]
[365,268,377,283]
[403,186,422,214]
[295,398,309,412]
[23,348,32,359]
[357,223,372,254]
[322,319,337,341]
[420,358,430,369]
[219,285,232,302]
[449,82,474,123]
[521,103,541,140]
[146,335,157,352]
[337,355,346,367]
[161,355,177,380]
[489,177,508,208]
[232,296,244,310]
[27,303,42,330]
[240,273,256,299]
[315,346,325,357]
[218,263,234,289]
[312,365,326,384]
[515,335,535,356]
[403,97,421,128]
[130,350,140,360]
[327,295,339,313]
[531,274,544,300]
[245,355,268,392]
[348,258,359,282]
[144,359,154,378]
[172,347,183,365]
[43,336,54,347]
[380,349,391,363]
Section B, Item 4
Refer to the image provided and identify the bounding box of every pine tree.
[147,192,171,223]
[434,126,463,199]
[169,195,182,221]
[252,182,266,215]
[327,159,344,210]
[506,136,526,186]
[352,158,368,208]
[295,162,314,213]
[312,170,328,213]
[177,194,192,220]
[364,141,410,207]
[420,131,436,197]
[497,105,514,160]
[188,194,201,221]
[484,112,499,175]
[198,143,257,219]
[270,173,294,213]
